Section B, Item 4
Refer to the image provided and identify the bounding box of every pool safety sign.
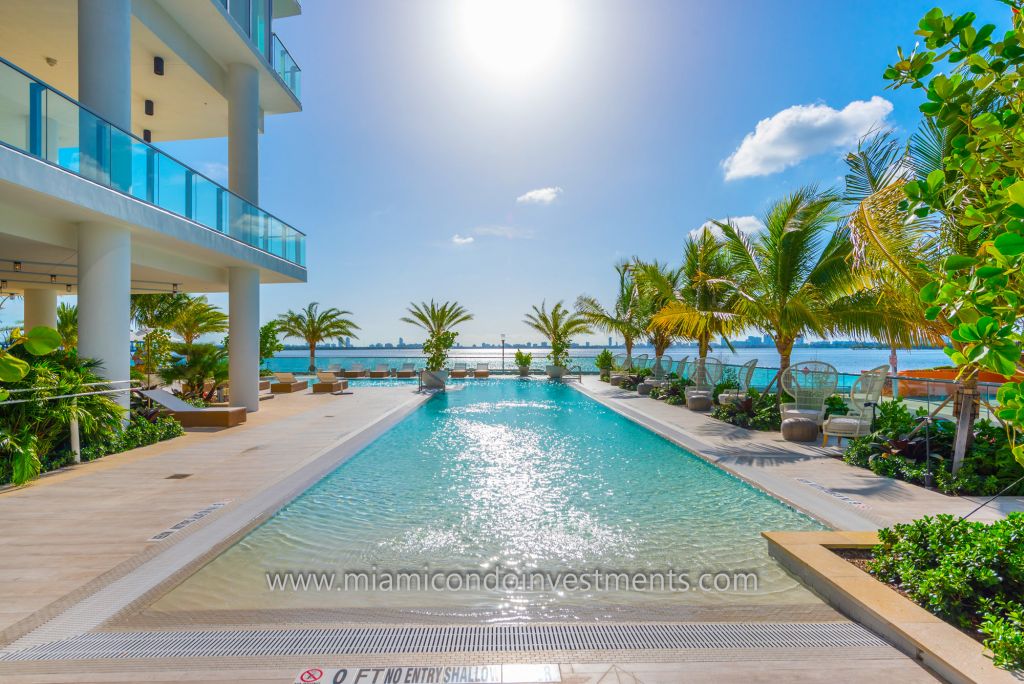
[293,664,560,684]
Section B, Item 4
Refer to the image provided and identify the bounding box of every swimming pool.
[153,380,825,622]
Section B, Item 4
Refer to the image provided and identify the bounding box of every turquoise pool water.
[156,380,825,622]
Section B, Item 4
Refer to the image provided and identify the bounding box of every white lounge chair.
[369,363,390,378]
[395,362,416,378]
[327,363,344,377]
[718,359,758,405]
[451,362,469,379]
[313,371,349,394]
[140,389,246,428]
[822,365,889,445]
[780,361,839,426]
[344,363,368,378]
[473,362,490,378]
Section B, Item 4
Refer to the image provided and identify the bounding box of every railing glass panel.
[272,33,302,99]
[0,56,305,267]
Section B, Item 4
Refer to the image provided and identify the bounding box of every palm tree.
[168,296,228,352]
[576,264,646,367]
[643,235,740,360]
[277,302,360,372]
[523,301,592,368]
[715,185,892,378]
[56,302,77,350]
[400,300,473,372]
[130,293,190,331]
[158,343,229,401]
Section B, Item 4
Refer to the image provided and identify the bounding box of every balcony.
[215,0,302,101]
[0,56,305,268]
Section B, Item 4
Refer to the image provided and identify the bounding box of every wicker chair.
[718,359,758,405]
[780,361,839,426]
[822,365,889,445]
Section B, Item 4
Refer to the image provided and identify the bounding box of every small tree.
[400,300,473,372]
[258,321,284,371]
[57,302,77,350]
[523,301,592,368]
[277,303,359,372]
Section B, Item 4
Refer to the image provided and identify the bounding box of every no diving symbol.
[299,669,324,683]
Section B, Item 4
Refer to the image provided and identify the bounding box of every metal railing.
[0,56,306,267]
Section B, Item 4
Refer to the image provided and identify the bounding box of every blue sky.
[8,0,1012,346]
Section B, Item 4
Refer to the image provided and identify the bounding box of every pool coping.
[0,389,435,654]
[762,530,1018,684]
[567,380,876,531]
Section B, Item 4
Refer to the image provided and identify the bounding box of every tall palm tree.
[169,296,228,352]
[644,233,740,360]
[400,300,473,372]
[56,302,77,350]
[716,185,891,378]
[523,301,592,367]
[130,293,190,331]
[631,260,685,361]
[576,263,646,367]
[277,302,360,372]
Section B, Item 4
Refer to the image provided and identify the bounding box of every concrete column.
[78,222,131,407]
[227,63,260,204]
[77,0,132,130]
[228,266,260,412]
[22,289,57,331]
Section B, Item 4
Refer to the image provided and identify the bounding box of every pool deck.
[0,378,1006,681]
[575,376,1023,530]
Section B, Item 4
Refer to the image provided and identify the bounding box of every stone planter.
[637,382,653,396]
[420,369,449,389]
[546,365,568,379]
[518,366,530,377]
[609,375,624,387]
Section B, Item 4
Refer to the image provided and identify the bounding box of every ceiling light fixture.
[13,261,21,272]
[66,284,72,293]
[49,274,57,284]
[172,283,178,293]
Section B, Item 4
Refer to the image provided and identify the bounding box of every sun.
[455,0,569,83]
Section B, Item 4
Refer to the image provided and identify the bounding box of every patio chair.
[451,362,469,379]
[646,355,674,388]
[313,371,349,394]
[718,359,758,405]
[327,363,344,377]
[633,354,649,371]
[139,389,247,428]
[610,353,631,384]
[780,361,839,426]
[822,365,889,446]
[395,362,417,378]
[343,363,368,378]
[270,372,307,393]
[473,362,490,378]
[369,363,390,378]
[685,357,723,404]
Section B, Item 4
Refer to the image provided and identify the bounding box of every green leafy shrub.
[594,349,614,374]
[712,368,739,405]
[868,514,1024,669]
[514,349,533,368]
[664,394,684,406]
[711,389,781,431]
[824,394,849,417]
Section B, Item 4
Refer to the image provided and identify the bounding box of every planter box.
[517,366,530,377]
[546,365,568,379]
[764,530,1018,684]
[420,370,449,389]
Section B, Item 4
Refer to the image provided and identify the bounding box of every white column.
[77,0,132,129]
[22,289,57,331]
[229,266,260,412]
[227,64,260,204]
[78,222,131,407]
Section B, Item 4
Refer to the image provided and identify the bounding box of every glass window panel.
[156,154,187,216]
[193,175,223,231]
[0,65,33,153]
[45,91,81,174]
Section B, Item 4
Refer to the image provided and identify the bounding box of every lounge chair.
[344,363,368,378]
[327,363,344,377]
[270,372,307,393]
[258,378,271,392]
[451,362,469,379]
[718,359,758,405]
[822,365,889,445]
[780,361,839,426]
[369,363,390,378]
[395,362,416,378]
[313,371,349,394]
[473,363,490,378]
[139,389,246,428]
[684,357,723,410]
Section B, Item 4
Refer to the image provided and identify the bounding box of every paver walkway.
[577,376,1023,529]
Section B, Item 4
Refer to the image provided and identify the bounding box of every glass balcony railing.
[272,33,301,100]
[0,56,306,268]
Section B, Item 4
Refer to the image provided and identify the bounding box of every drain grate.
[0,623,887,661]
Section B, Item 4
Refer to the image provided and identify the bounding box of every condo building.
[0,0,306,411]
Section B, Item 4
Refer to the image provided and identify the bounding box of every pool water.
[154,380,825,622]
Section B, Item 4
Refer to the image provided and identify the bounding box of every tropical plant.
[400,300,473,372]
[158,343,229,401]
[277,302,360,372]
[0,348,122,485]
[168,296,228,351]
[134,328,173,389]
[514,349,533,368]
[882,4,1024,474]
[715,186,892,378]
[130,293,190,330]
[0,325,61,401]
[645,230,740,359]
[56,302,77,350]
[594,348,615,376]
[258,321,285,370]
[632,259,684,360]
[523,301,592,367]
[576,264,646,367]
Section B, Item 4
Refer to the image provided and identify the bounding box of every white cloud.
[516,186,563,204]
[690,216,764,240]
[199,162,229,184]
[722,96,893,180]
[451,234,475,245]
[474,225,534,239]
